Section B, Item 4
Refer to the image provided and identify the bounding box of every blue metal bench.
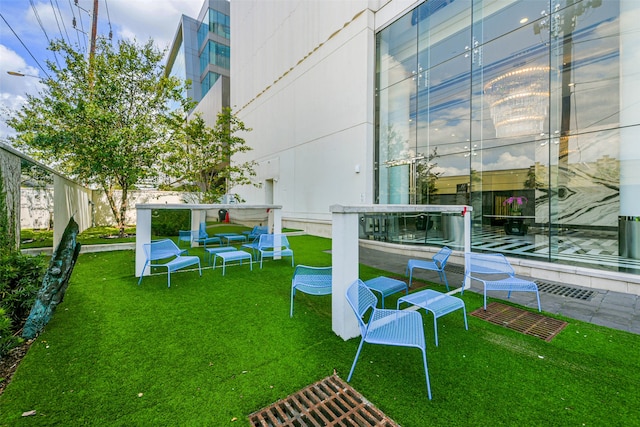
[138,239,201,287]
[205,246,237,265]
[363,276,408,309]
[397,289,468,346]
[213,250,253,275]
[221,234,248,245]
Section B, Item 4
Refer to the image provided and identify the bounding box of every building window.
[200,41,230,75]
[375,0,639,273]
[201,72,221,98]
[198,9,230,47]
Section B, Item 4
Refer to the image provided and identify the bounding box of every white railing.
[330,204,472,340]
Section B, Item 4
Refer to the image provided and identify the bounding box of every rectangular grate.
[446,264,465,275]
[470,302,568,342]
[248,375,398,427]
[534,280,595,300]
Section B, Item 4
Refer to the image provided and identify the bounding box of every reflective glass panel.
[375,0,640,273]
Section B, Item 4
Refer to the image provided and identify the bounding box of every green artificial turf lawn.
[1,235,639,426]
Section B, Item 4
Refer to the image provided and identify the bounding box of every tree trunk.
[103,183,127,237]
[118,185,128,237]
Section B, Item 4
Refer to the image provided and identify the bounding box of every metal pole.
[90,0,98,61]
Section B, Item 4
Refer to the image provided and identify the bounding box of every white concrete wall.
[91,190,193,226]
[21,189,195,230]
[191,76,228,127]
[230,1,378,222]
[21,187,54,230]
[0,146,21,249]
[53,175,92,246]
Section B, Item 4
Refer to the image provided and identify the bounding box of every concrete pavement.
[359,246,640,335]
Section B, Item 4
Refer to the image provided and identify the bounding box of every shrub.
[151,209,190,237]
[0,252,46,328]
[0,308,21,359]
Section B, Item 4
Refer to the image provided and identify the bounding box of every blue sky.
[0,0,202,140]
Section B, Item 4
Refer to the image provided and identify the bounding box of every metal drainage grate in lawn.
[248,375,398,427]
[470,302,568,342]
[534,280,595,300]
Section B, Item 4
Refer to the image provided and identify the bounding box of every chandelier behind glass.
[483,66,550,138]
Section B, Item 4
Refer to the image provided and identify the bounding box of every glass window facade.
[199,40,231,73]
[199,40,230,97]
[375,0,640,274]
[196,7,230,99]
[198,9,230,47]
[201,71,221,97]
[167,39,187,112]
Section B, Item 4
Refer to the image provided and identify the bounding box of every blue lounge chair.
[178,230,192,248]
[290,265,332,317]
[138,239,201,287]
[194,222,221,248]
[256,233,294,268]
[243,225,269,240]
[346,279,432,399]
[466,252,541,311]
[406,246,452,289]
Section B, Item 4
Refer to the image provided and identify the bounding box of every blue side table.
[205,246,237,265]
[363,276,408,308]
[397,289,468,346]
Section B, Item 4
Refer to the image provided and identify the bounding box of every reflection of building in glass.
[229,1,640,276]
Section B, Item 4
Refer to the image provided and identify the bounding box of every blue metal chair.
[256,233,294,268]
[241,232,270,258]
[466,252,541,311]
[194,222,221,248]
[290,265,332,317]
[178,230,192,248]
[242,225,269,240]
[346,279,432,399]
[406,246,452,289]
[138,239,201,287]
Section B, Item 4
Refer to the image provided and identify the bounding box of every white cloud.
[0,0,204,140]
[484,151,533,171]
[105,0,202,51]
[0,45,45,140]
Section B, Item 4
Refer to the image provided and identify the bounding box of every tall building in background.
[166,0,230,124]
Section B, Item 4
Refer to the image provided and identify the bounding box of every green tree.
[6,38,190,236]
[165,108,257,203]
